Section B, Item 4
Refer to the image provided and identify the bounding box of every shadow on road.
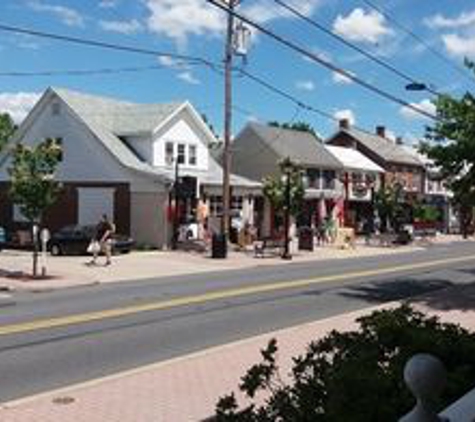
[337,270,475,313]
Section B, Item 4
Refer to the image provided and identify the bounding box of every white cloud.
[334,109,356,125]
[442,33,475,58]
[28,1,84,27]
[332,71,354,85]
[0,92,41,124]
[424,10,475,29]
[295,80,315,91]
[145,0,322,46]
[400,99,436,120]
[242,0,322,24]
[158,56,189,69]
[99,19,142,34]
[99,0,118,8]
[145,0,224,46]
[177,71,200,85]
[333,8,392,43]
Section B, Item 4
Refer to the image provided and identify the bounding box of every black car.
[48,225,134,256]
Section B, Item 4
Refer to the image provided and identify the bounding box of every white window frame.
[188,144,197,166]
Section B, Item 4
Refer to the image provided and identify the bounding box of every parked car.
[0,226,5,251]
[48,225,134,256]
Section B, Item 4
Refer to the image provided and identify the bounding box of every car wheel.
[50,244,62,256]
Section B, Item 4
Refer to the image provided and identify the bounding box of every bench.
[254,238,285,258]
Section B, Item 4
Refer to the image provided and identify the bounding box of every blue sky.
[0,0,474,143]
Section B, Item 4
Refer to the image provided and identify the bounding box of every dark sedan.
[48,225,134,256]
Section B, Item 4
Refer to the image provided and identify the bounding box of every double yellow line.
[0,254,472,337]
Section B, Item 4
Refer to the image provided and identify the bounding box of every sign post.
[40,228,50,278]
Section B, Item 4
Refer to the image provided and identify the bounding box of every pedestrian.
[90,214,115,266]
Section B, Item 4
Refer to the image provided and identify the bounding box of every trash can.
[211,233,227,258]
[298,227,314,251]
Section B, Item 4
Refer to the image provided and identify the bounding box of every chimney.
[376,125,386,138]
[339,119,350,130]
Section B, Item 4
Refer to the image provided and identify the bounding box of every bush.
[214,305,475,421]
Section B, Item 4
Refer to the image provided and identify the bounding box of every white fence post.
[399,353,448,422]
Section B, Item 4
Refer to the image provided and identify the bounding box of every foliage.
[0,112,16,157]
[268,121,319,138]
[8,139,62,277]
[413,203,440,223]
[214,305,475,421]
[262,157,305,218]
[8,138,62,223]
[420,60,475,233]
[373,183,406,233]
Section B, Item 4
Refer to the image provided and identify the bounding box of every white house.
[0,87,260,248]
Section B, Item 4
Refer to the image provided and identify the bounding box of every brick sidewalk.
[1,297,474,422]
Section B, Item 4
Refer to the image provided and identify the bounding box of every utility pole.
[220,0,237,252]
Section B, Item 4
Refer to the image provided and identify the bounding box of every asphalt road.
[1,241,475,402]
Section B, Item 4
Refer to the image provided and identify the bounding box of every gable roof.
[329,127,423,167]
[15,87,259,188]
[246,122,342,169]
[326,145,384,173]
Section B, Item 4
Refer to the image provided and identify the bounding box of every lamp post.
[171,158,180,250]
[281,165,292,260]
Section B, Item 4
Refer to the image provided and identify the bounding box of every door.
[78,188,114,226]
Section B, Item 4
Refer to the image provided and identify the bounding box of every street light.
[405,82,428,91]
[281,163,292,260]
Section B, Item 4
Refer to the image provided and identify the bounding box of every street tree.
[8,138,62,277]
[0,112,16,157]
[373,183,406,233]
[262,157,305,227]
[268,121,319,138]
[421,60,475,237]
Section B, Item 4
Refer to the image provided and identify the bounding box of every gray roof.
[336,127,423,166]
[53,87,182,135]
[247,122,343,169]
[51,87,259,188]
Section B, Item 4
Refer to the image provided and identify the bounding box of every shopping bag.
[87,240,100,254]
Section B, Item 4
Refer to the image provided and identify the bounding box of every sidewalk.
[1,286,474,421]
[0,235,467,292]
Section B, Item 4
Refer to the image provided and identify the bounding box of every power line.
[0,22,216,69]
[0,64,191,77]
[272,0,441,96]
[0,21,428,144]
[361,0,475,87]
[205,0,438,121]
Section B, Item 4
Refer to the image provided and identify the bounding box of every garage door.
[78,188,114,226]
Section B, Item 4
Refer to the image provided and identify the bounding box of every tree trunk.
[31,222,38,278]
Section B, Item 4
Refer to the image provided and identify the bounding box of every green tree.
[262,157,305,220]
[0,112,16,159]
[374,183,406,233]
[421,60,475,237]
[8,139,62,277]
[268,121,319,138]
[215,305,475,421]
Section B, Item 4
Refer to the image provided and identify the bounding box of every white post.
[399,354,447,422]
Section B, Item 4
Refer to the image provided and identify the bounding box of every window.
[306,169,320,189]
[189,145,197,165]
[165,142,174,165]
[177,143,185,164]
[231,196,243,212]
[322,170,336,190]
[209,195,223,216]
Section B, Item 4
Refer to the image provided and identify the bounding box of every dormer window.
[165,142,174,165]
[177,143,185,164]
[51,102,61,116]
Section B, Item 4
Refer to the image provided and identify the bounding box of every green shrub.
[214,305,475,421]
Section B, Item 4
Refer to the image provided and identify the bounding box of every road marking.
[0,254,472,337]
